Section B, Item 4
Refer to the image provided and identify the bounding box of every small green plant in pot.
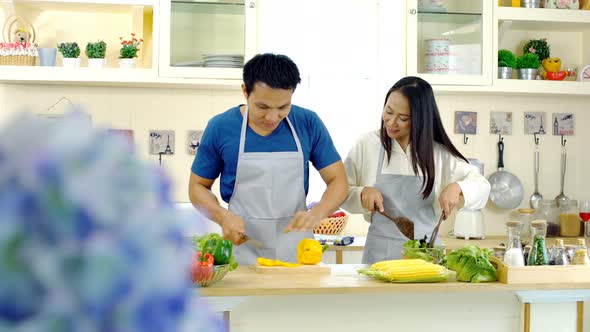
[498,49,516,79]
[523,38,550,63]
[118,33,143,69]
[516,53,540,80]
[57,42,81,68]
[85,40,107,68]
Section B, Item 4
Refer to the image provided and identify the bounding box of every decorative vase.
[88,58,106,68]
[521,0,541,7]
[518,68,538,80]
[62,57,81,68]
[119,58,136,69]
[498,67,513,79]
[39,48,57,67]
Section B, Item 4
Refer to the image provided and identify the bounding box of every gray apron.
[362,146,436,264]
[228,107,312,265]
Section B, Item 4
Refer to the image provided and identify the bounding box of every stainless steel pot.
[488,138,524,209]
[498,67,512,79]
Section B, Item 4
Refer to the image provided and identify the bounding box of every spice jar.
[517,208,534,241]
[503,221,525,266]
[549,239,569,265]
[534,199,560,237]
[527,219,549,266]
[572,239,590,265]
[559,199,581,237]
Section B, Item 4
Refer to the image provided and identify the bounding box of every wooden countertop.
[199,264,590,297]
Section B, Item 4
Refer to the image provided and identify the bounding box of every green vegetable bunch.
[498,49,516,68]
[523,38,550,63]
[193,233,238,271]
[57,42,80,58]
[402,238,446,265]
[85,40,107,59]
[516,53,540,70]
[446,245,497,283]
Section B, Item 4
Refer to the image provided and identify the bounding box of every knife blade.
[239,233,264,249]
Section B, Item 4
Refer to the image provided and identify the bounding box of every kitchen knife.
[239,233,264,249]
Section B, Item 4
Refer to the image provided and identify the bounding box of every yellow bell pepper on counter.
[297,238,328,265]
[257,257,301,267]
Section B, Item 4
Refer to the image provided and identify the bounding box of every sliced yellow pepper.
[257,257,301,267]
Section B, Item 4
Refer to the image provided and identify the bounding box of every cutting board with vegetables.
[254,264,331,275]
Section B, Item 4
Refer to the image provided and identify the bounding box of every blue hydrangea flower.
[0,111,223,332]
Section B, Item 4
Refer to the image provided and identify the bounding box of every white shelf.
[11,0,155,13]
[434,79,590,96]
[13,0,155,6]
[0,66,241,89]
[496,6,590,30]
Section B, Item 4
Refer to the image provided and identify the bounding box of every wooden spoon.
[377,210,414,240]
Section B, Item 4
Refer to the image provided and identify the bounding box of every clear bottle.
[527,219,549,266]
[517,208,534,241]
[503,221,525,266]
[559,199,581,237]
[572,239,590,265]
[534,200,560,237]
[548,239,569,265]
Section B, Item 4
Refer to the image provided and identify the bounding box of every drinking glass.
[579,200,590,242]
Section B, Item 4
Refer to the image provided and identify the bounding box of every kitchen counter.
[200,264,590,297]
[200,265,590,332]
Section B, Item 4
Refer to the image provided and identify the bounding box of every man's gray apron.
[362,147,436,264]
[228,107,312,265]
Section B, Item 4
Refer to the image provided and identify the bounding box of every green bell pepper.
[204,238,233,265]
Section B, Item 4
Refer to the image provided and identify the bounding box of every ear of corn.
[358,259,451,283]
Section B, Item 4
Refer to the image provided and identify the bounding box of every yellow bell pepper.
[257,257,301,267]
[296,238,327,265]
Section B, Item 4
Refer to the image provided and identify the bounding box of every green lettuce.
[446,245,497,283]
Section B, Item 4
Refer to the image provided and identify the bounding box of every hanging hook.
[498,133,503,143]
[561,135,567,147]
[533,132,539,145]
[463,133,469,145]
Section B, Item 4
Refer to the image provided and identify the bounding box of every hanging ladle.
[529,133,543,209]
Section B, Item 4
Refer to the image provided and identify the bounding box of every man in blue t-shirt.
[189,53,348,264]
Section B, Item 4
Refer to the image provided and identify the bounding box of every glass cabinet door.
[406,0,492,85]
[159,0,257,79]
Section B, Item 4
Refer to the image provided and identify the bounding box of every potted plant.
[85,40,107,68]
[516,53,540,80]
[498,49,516,79]
[57,42,80,68]
[523,38,550,63]
[118,33,143,68]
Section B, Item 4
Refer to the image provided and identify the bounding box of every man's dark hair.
[243,53,301,95]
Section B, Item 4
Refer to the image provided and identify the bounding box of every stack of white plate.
[202,54,244,68]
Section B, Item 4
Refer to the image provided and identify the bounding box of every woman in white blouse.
[342,77,490,264]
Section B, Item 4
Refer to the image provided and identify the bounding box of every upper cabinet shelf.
[497,6,590,30]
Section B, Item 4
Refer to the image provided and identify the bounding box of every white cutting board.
[254,264,331,275]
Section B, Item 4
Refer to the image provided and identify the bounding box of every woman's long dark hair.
[380,76,468,199]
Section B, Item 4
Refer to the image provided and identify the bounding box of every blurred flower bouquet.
[0,111,223,331]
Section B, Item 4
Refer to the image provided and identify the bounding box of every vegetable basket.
[313,215,348,235]
[1,16,38,66]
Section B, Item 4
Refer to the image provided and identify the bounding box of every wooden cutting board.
[254,264,332,275]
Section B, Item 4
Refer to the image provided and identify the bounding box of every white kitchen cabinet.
[158,0,257,80]
[406,0,493,86]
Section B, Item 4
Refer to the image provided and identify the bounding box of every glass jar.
[527,219,549,266]
[549,239,569,265]
[559,199,581,237]
[572,239,590,265]
[517,208,534,241]
[534,199,560,237]
[503,221,524,266]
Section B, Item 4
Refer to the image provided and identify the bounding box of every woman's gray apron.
[362,147,436,264]
[228,107,312,265]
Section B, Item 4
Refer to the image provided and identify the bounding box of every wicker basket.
[313,215,349,235]
[1,16,37,66]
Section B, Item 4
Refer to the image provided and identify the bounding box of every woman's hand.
[439,182,462,219]
[360,187,384,212]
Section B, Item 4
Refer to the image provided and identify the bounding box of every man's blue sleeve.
[309,113,341,171]
[191,124,222,180]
